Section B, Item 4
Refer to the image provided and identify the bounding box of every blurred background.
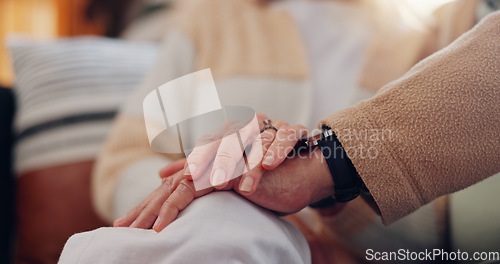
[1,1,171,263]
[0,0,457,87]
[0,0,105,87]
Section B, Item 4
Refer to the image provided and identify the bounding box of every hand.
[239,148,334,214]
[184,113,308,195]
[116,149,334,233]
[115,115,331,232]
[113,158,214,231]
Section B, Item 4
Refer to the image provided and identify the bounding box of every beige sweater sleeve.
[320,12,500,225]
[92,27,196,223]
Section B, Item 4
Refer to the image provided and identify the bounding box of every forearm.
[320,12,500,224]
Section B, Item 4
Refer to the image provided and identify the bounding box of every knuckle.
[199,134,217,143]
[161,176,173,185]
[162,199,176,211]
[160,181,174,196]
[259,132,275,142]
[177,179,195,194]
[162,198,181,213]
[216,150,235,161]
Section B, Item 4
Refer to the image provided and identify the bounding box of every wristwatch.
[293,125,368,208]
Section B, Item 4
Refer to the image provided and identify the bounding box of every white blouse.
[273,0,374,129]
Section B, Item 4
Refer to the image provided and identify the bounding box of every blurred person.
[61,0,498,263]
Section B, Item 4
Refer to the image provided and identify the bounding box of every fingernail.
[262,155,274,166]
[184,164,197,175]
[153,217,162,232]
[211,169,226,186]
[239,177,254,193]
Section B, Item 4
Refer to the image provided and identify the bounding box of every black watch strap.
[317,125,363,203]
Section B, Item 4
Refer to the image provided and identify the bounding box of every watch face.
[302,131,323,147]
[292,129,331,155]
[308,133,323,146]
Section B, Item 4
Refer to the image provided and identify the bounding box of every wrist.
[309,148,335,204]
[307,125,368,208]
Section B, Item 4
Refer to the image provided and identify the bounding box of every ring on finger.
[261,119,278,133]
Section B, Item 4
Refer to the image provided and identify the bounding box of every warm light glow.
[0,0,104,87]
[362,0,459,32]
[0,0,459,87]
[407,0,457,12]
[0,0,58,86]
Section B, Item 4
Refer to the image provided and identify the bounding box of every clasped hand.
[114,114,334,232]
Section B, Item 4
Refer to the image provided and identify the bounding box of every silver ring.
[261,119,278,133]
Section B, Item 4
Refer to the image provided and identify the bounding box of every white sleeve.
[60,192,311,264]
[112,156,170,220]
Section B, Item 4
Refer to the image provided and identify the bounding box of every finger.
[152,179,213,232]
[209,114,265,187]
[113,189,155,227]
[231,114,261,146]
[237,163,266,195]
[245,119,288,166]
[159,158,186,179]
[184,127,225,180]
[245,130,275,169]
[186,113,265,183]
[209,131,246,188]
[262,124,308,170]
[223,113,272,164]
[239,130,277,194]
[129,173,183,229]
[209,116,263,189]
[113,177,177,227]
